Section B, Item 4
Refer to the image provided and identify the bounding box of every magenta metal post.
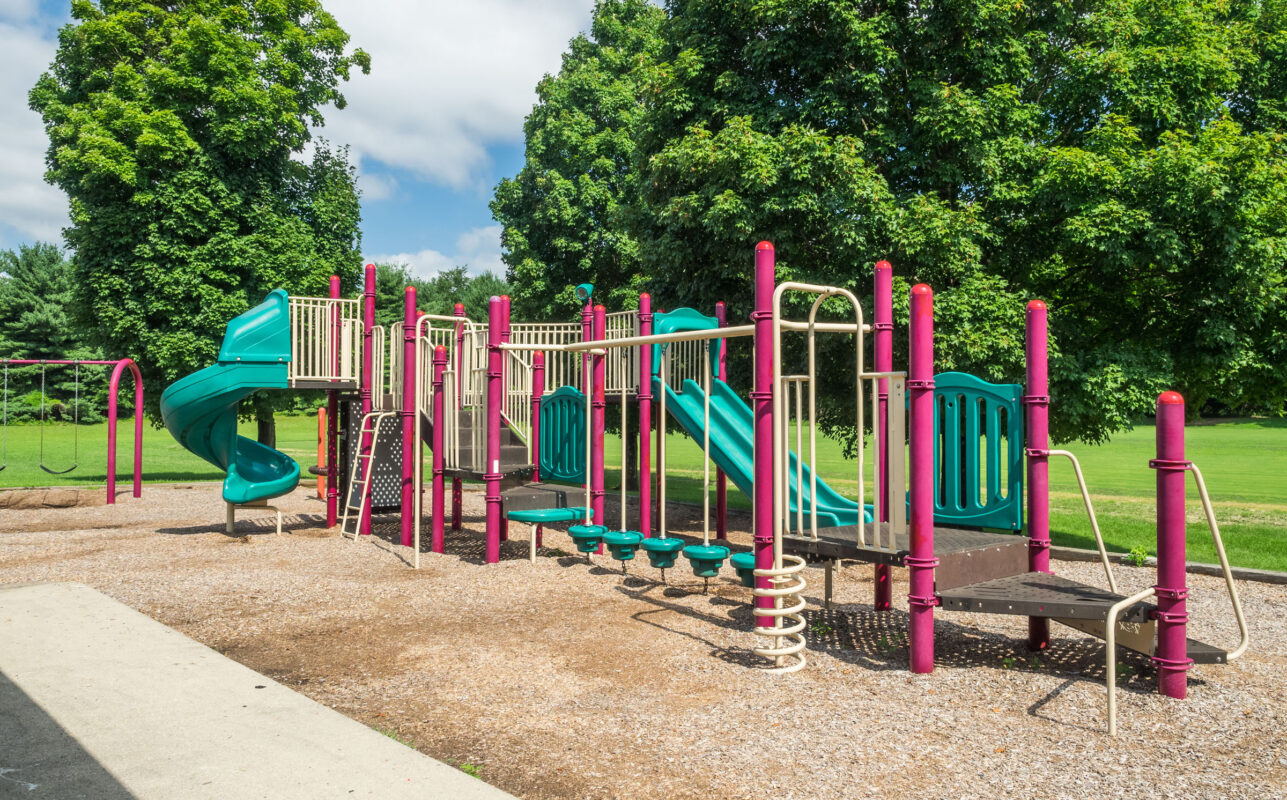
[907,283,937,674]
[1153,391,1191,699]
[452,302,465,531]
[431,345,447,554]
[752,242,776,628]
[105,358,144,504]
[715,300,728,540]
[325,275,341,528]
[499,296,512,543]
[637,294,653,538]
[359,263,377,536]
[484,296,504,563]
[591,305,607,552]
[874,261,893,610]
[400,286,417,548]
[531,351,545,548]
[1024,299,1052,650]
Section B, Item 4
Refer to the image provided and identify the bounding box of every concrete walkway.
[0,582,516,799]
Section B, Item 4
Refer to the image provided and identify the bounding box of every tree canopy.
[491,0,665,321]
[30,0,371,420]
[496,0,1287,443]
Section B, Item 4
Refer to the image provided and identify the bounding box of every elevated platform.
[782,524,1028,591]
[937,572,1155,622]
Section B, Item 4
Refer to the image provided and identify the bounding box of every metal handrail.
[1047,450,1117,593]
[1106,586,1157,736]
[1188,463,1249,662]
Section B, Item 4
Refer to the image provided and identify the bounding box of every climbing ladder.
[340,411,397,540]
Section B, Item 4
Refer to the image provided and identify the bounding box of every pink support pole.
[1153,392,1192,699]
[499,296,512,543]
[326,275,341,528]
[431,346,447,554]
[907,283,937,674]
[360,263,377,536]
[531,352,545,547]
[638,294,653,538]
[874,261,893,610]
[581,299,592,498]
[484,296,504,563]
[592,305,607,552]
[1025,299,1052,650]
[105,358,144,504]
[715,300,728,540]
[400,286,417,548]
[752,242,776,629]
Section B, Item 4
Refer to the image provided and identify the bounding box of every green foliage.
[491,0,666,320]
[372,263,510,328]
[1126,545,1151,567]
[0,244,109,422]
[29,0,371,421]
[497,0,1287,444]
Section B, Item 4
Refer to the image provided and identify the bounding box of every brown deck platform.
[937,572,1156,623]
[782,524,1029,591]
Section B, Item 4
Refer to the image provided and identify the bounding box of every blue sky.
[0,0,600,277]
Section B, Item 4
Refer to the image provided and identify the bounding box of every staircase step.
[937,572,1155,623]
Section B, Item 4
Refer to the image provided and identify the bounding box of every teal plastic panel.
[539,385,587,483]
[651,307,722,378]
[932,372,1024,531]
[218,289,291,363]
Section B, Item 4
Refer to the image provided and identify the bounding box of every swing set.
[0,358,144,504]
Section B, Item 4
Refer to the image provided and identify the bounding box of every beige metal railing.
[287,296,361,384]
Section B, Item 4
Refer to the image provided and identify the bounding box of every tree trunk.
[255,397,276,448]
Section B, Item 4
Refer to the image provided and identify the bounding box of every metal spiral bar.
[751,554,808,673]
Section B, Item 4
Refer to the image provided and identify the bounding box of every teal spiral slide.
[160,290,300,505]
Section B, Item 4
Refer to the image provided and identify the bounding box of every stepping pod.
[682,544,730,578]
[568,524,607,554]
[730,551,756,588]
[603,530,644,562]
[641,537,684,569]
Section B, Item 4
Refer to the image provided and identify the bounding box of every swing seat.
[683,544,730,578]
[730,551,757,587]
[568,524,607,554]
[602,530,644,561]
[641,537,685,569]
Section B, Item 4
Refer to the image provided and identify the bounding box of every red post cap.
[405,285,415,294]
[1158,391,1184,406]
[910,283,933,296]
[640,292,650,300]
[594,304,606,312]
[1027,299,1047,310]
[875,260,892,271]
[756,241,774,251]
[434,345,446,354]
[454,302,464,311]
[716,300,726,307]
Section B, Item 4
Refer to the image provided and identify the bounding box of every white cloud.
[369,224,505,278]
[320,0,594,190]
[0,20,70,246]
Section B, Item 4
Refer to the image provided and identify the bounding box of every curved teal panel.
[539,385,587,483]
[651,307,722,378]
[931,372,1024,531]
[161,290,301,505]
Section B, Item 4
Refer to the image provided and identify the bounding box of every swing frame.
[0,358,145,504]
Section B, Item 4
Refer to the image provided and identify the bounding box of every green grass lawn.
[3,412,1284,572]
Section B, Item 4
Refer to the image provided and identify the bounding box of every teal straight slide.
[161,290,300,505]
[657,376,871,529]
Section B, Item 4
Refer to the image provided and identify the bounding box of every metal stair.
[339,411,397,540]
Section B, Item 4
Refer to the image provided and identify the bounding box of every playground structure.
[160,244,1248,734]
[0,358,144,504]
